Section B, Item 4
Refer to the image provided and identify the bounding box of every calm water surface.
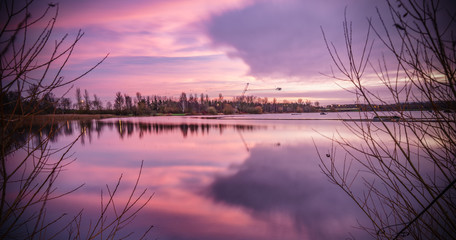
[38,113,373,239]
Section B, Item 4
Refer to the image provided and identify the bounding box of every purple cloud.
[205,0,381,80]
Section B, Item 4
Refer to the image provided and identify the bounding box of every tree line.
[3,86,453,116]
[3,87,323,115]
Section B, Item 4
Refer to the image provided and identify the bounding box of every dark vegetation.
[3,87,454,117]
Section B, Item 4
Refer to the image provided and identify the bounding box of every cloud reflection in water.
[208,144,365,240]
[15,116,368,240]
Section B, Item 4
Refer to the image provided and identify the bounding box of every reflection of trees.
[111,120,260,139]
[12,120,262,144]
[63,121,74,136]
[79,120,93,144]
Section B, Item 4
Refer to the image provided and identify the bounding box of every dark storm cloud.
[205,0,382,79]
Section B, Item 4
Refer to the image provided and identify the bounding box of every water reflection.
[12,115,368,240]
[114,121,260,139]
[208,144,362,240]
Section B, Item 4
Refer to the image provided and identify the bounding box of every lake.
[13,112,379,239]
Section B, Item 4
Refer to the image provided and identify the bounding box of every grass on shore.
[2,113,117,126]
[37,114,116,121]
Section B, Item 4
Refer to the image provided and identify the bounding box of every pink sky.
[28,0,394,105]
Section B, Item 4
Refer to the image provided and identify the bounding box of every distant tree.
[76,88,83,111]
[105,101,113,111]
[60,97,72,112]
[188,94,195,113]
[223,103,235,115]
[253,106,263,114]
[114,92,124,114]
[206,106,217,115]
[40,92,57,113]
[106,101,112,111]
[136,92,142,103]
[272,98,277,112]
[200,93,205,105]
[92,94,102,111]
[83,89,91,111]
[124,94,133,114]
[152,95,158,112]
[179,92,187,113]
[27,83,40,107]
[217,93,224,112]
[263,97,269,104]
[136,92,147,115]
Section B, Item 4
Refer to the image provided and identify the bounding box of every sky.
[25,0,395,105]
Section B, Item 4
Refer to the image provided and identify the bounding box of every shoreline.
[5,112,445,125]
[32,114,117,122]
[3,114,118,125]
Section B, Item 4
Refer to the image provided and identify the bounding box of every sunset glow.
[3,0,454,238]
[23,0,395,105]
